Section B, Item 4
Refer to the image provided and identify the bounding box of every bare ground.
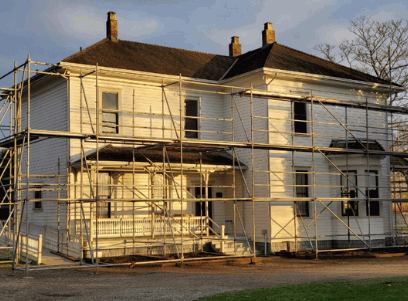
[2,256,408,301]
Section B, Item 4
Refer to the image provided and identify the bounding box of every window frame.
[99,89,121,135]
[293,101,308,134]
[33,187,42,210]
[340,170,359,217]
[96,172,112,219]
[365,170,380,217]
[184,97,200,139]
[295,169,310,217]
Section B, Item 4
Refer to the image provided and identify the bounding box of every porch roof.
[77,144,247,168]
[329,139,385,151]
[391,156,408,171]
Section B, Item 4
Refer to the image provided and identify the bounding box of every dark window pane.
[366,171,379,216]
[97,202,111,218]
[367,200,380,216]
[185,100,198,138]
[294,102,307,133]
[295,170,309,217]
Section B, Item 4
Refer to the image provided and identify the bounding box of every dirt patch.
[92,251,232,268]
[3,256,408,300]
[277,247,408,260]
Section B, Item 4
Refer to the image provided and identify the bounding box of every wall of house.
[222,74,270,242]
[265,76,391,250]
[20,77,69,230]
[68,74,227,161]
[67,71,247,235]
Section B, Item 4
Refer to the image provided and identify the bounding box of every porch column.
[203,170,211,237]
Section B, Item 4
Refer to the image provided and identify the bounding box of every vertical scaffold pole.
[231,88,237,253]
[179,74,184,261]
[311,92,318,259]
[25,55,31,276]
[79,70,84,264]
[57,158,60,253]
[291,100,297,252]
[132,89,135,254]
[12,61,17,271]
[250,83,256,257]
[95,62,99,268]
[366,97,371,249]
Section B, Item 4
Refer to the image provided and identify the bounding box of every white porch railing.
[74,216,207,238]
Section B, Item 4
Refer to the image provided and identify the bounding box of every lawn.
[197,276,408,301]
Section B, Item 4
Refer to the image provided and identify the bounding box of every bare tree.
[314,16,408,106]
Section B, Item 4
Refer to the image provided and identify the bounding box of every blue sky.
[1,0,407,87]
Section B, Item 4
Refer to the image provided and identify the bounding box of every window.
[34,189,42,210]
[153,174,167,215]
[340,171,358,216]
[295,170,309,217]
[102,92,119,134]
[366,170,380,216]
[294,102,307,133]
[97,172,111,218]
[185,99,199,138]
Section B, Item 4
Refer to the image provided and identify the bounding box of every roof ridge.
[62,39,110,62]
[263,43,275,66]
[118,38,232,58]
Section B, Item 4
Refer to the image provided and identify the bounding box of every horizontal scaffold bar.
[3,129,408,158]
[239,90,408,114]
[18,197,408,203]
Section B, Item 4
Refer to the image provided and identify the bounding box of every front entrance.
[194,187,213,223]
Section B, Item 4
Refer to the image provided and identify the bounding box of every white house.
[4,12,404,262]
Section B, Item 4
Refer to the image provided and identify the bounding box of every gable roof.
[62,39,235,81]
[223,43,393,85]
[62,38,394,86]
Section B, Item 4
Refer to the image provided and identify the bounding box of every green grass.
[197,276,408,301]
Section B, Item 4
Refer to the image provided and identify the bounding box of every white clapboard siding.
[20,78,69,229]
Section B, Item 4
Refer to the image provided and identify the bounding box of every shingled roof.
[62,39,235,81]
[224,43,393,85]
[62,38,393,85]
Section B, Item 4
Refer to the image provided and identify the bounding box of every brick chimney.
[107,11,118,42]
[229,36,241,57]
[262,22,275,47]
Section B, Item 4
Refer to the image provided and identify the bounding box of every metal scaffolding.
[0,55,408,274]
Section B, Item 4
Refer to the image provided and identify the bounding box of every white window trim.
[294,167,311,218]
[293,102,309,136]
[183,96,201,139]
[98,88,122,135]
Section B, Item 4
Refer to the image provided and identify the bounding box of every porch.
[72,216,219,239]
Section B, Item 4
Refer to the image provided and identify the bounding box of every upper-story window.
[185,99,199,139]
[294,102,307,133]
[102,92,119,134]
[366,170,380,216]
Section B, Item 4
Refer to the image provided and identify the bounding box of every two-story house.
[3,12,405,263]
